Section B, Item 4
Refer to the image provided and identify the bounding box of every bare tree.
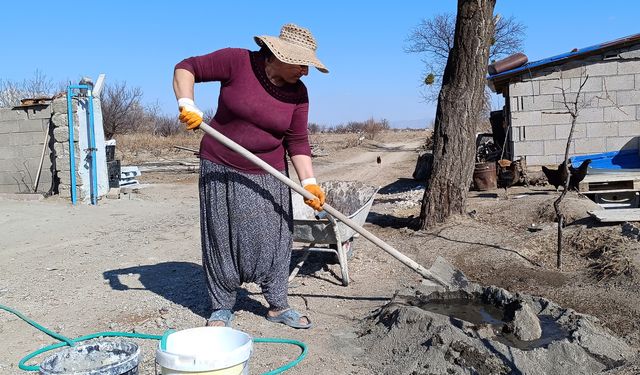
[548,71,589,269]
[100,81,144,139]
[419,0,496,228]
[0,70,57,107]
[406,13,525,101]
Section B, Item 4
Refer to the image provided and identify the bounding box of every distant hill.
[389,118,433,129]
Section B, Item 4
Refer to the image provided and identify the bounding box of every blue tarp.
[570,149,640,171]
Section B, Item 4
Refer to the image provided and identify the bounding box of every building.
[488,34,640,166]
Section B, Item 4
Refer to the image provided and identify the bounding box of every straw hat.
[254,24,328,73]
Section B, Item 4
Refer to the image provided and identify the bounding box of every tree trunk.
[419,0,496,228]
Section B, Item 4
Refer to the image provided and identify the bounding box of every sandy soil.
[1,129,639,374]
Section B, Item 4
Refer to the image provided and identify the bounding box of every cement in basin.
[418,298,569,351]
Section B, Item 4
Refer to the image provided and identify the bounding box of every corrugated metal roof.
[488,33,640,92]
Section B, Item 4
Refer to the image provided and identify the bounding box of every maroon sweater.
[175,48,312,173]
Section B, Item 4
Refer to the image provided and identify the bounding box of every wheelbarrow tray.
[291,181,379,244]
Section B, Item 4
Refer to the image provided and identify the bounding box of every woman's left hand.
[303,184,325,211]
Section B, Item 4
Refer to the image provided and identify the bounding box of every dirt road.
[1,130,638,374]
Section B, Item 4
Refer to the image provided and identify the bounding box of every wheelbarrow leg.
[327,215,350,286]
[336,240,350,286]
[288,244,312,283]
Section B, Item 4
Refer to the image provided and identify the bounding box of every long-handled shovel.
[198,121,450,287]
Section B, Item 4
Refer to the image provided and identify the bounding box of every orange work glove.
[177,98,203,130]
[302,180,325,211]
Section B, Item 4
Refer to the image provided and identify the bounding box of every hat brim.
[254,36,329,73]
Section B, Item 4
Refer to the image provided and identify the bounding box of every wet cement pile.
[356,258,638,375]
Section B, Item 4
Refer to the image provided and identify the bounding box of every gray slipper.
[266,309,312,329]
[206,309,234,327]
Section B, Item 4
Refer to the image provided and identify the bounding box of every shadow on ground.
[378,178,424,194]
[103,261,210,318]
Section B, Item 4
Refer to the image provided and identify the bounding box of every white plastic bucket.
[156,327,252,375]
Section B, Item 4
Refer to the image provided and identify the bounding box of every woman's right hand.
[177,98,204,130]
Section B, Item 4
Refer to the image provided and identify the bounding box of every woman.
[173,23,327,329]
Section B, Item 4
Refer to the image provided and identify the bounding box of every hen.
[541,161,568,190]
[568,159,591,191]
[541,159,592,191]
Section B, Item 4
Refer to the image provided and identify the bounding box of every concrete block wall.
[0,105,53,193]
[508,44,640,166]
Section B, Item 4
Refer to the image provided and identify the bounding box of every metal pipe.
[86,90,97,205]
[66,87,77,205]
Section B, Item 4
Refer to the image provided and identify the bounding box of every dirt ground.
[1,129,639,374]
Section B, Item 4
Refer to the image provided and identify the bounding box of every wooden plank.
[588,208,640,222]
[581,188,639,195]
[582,173,640,183]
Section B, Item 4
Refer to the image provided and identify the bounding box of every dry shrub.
[568,227,633,280]
[114,131,202,163]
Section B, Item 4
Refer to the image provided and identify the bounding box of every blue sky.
[2,1,639,128]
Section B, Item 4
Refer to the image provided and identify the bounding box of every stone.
[510,303,542,341]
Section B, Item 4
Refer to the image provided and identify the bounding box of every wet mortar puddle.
[418,298,569,351]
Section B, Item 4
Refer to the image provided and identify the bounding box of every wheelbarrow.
[289,181,379,286]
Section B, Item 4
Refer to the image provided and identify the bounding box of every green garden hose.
[1,303,307,374]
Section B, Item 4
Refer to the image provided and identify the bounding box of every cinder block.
[0,120,20,134]
[509,81,539,96]
[539,79,566,95]
[526,154,559,166]
[510,96,520,112]
[618,120,640,136]
[604,75,635,91]
[52,126,78,142]
[51,97,69,114]
[541,111,571,125]
[51,113,67,128]
[571,76,602,93]
[25,105,52,120]
[513,140,544,156]
[560,63,589,79]
[618,60,640,75]
[617,90,640,106]
[511,111,541,126]
[20,144,46,159]
[544,139,574,155]
[604,106,636,122]
[575,107,604,123]
[582,91,616,107]
[18,119,48,133]
[0,146,18,159]
[553,92,579,109]
[606,136,638,151]
[11,132,41,147]
[523,124,555,141]
[585,60,618,76]
[511,126,522,142]
[586,122,619,137]
[521,95,554,111]
[556,123,587,140]
[574,137,606,154]
[532,68,561,80]
[0,108,28,121]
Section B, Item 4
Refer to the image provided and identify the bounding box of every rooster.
[568,159,591,191]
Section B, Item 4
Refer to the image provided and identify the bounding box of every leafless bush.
[0,70,59,108]
[325,118,390,139]
[100,81,145,139]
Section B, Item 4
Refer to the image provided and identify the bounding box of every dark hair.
[259,45,274,58]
